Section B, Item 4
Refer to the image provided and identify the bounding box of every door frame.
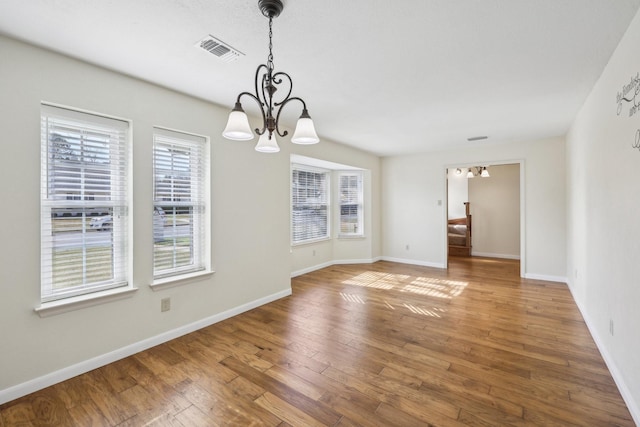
[443,160,525,278]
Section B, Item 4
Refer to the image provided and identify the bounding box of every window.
[153,128,208,280]
[40,104,129,302]
[339,172,364,236]
[292,165,330,244]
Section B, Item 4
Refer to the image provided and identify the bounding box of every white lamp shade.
[255,132,280,153]
[480,167,490,177]
[291,117,319,145]
[223,110,254,141]
[467,169,474,178]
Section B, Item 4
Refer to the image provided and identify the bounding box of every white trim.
[566,283,640,426]
[35,287,138,318]
[523,273,568,283]
[291,261,335,277]
[471,251,520,260]
[380,256,446,269]
[332,258,378,265]
[290,257,383,278]
[150,270,215,291]
[290,154,364,171]
[3,288,291,405]
[291,236,331,247]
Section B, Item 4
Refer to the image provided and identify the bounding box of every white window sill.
[35,286,138,318]
[338,234,366,240]
[291,237,331,247]
[150,270,215,291]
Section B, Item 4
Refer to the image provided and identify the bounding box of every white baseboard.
[333,258,381,265]
[291,256,447,278]
[380,256,446,269]
[291,261,334,278]
[291,257,383,278]
[471,251,520,260]
[566,284,640,426]
[0,288,292,406]
[523,273,568,283]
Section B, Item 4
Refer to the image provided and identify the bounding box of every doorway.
[446,163,523,273]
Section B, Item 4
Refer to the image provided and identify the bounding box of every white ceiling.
[1,0,639,156]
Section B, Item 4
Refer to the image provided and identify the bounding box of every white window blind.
[292,165,330,243]
[339,172,364,236]
[40,104,130,302]
[153,128,208,279]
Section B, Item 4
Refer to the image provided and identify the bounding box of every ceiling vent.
[467,136,488,142]
[196,35,244,63]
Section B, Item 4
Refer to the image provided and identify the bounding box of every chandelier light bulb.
[255,132,280,153]
[291,109,319,145]
[222,104,254,141]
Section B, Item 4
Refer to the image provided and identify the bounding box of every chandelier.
[222,0,319,153]
[466,167,490,178]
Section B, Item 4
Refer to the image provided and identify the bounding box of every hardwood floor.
[1,257,634,426]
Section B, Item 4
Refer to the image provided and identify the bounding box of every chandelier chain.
[268,16,274,71]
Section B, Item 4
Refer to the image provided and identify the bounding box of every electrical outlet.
[161,298,171,312]
[312,249,316,256]
[405,244,410,250]
[609,319,614,336]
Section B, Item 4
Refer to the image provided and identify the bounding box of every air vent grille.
[196,35,244,63]
[467,136,488,142]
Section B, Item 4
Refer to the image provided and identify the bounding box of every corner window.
[339,172,364,237]
[40,104,130,302]
[153,128,209,280]
[291,165,330,244]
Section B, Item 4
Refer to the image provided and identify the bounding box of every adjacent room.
[1,1,639,425]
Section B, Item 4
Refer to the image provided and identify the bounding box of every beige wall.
[382,137,565,279]
[469,164,520,258]
[0,35,380,401]
[566,6,640,421]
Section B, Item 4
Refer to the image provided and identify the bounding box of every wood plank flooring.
[0,257,634,426]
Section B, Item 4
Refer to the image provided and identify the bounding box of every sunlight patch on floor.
[403,303,445,317]
[340,292,366,304]
[401,277,468,299]
[342,272,409,290]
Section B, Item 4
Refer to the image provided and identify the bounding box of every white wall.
[382,137,565,279]
[447,168,468,219]
[469,164,520,258]
[0,35,380,402]
[566,7,640,422]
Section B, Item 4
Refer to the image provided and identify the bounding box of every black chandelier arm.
[272,71,293,107]
[253,64,268,108]
[234,91,268,135]
[274,96,308,137]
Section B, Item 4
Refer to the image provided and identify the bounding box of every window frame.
[39,104,131,305]
[291,164,331,245]
[151,127,210,285]
[338,171,364,238]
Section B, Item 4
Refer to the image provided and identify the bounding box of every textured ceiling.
[1,0,639,156]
